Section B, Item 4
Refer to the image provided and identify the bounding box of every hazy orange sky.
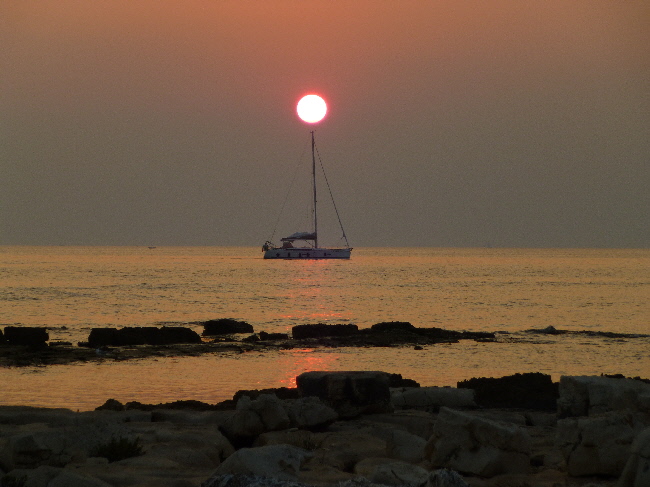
[2,1,648,247]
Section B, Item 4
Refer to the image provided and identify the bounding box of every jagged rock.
[556,411,647,477]
[618,427,650,487]
[2,465,112,487]
[203,319,254,335]
[457,372,558,410]
[211,445,312,482]
[3,326,49,347]
[233,387,301,402]
[291,323,359,339]
[283,396,338,429]
[362,410,437,440]
[0,420,134,471]
[355,458,429,486]
[244,395,291,432]
[254,429,317,450]
[296,371,393,418]
[383,428,427,463]
[425,407,531,477]
[219,395,290,448]
[425,469,470,487]
[201,474,310,487]
[304,431,387,472]
[558,375,650,417]
[391,386,476,412]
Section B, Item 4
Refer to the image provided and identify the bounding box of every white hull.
[264,247,351,259]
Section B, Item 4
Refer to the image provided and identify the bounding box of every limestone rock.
[618,427,650,487]
[1,465,111,487]
[254,429,317,450]
[362,410,436,440]
[201,474,311,487]
[558,375,650,417]
[557,411,647,477]
[220,395,290,448]
[212,444,311,482]
[391,386,476,412]
[304,431,387,472]
[355,458,429,486]
[283,396,338,429]
[296,371,393,418]
[246,394,291,432]
[425,407,531,477]
[425,469,470,487]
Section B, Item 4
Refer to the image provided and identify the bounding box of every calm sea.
[1,246,648,411]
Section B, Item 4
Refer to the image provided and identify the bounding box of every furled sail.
[281,232,317,241]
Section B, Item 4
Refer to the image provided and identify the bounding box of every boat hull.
[263,247,351,259]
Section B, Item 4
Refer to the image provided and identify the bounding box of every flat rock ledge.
[1,372,649,487]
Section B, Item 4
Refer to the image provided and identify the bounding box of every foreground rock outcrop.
[1,372,648,487]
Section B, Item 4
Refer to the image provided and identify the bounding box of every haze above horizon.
[2,1,648,248]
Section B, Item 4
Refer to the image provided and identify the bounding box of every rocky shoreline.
[1,320,647,367]
[0,371,648,487]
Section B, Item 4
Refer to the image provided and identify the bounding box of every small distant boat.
[262,131,352,260]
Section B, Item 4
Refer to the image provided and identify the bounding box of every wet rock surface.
[0,373,647,487]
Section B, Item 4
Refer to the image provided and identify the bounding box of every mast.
[311,130,318,248]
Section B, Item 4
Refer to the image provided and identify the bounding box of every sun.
[297,94,327,123]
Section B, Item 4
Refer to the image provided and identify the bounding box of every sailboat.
[262,130,352,259]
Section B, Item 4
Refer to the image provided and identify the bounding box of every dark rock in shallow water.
[259,331,290,341]
[3,326,49,347]
[88,326,201,346]
[291,323,359,339]
[370,321,416,332]
[203,319,255,335]
[457,372,558,410]
[88,327,119,347]
[296,371,393,418]
[526,325,567,335]
[156,326,202,344]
